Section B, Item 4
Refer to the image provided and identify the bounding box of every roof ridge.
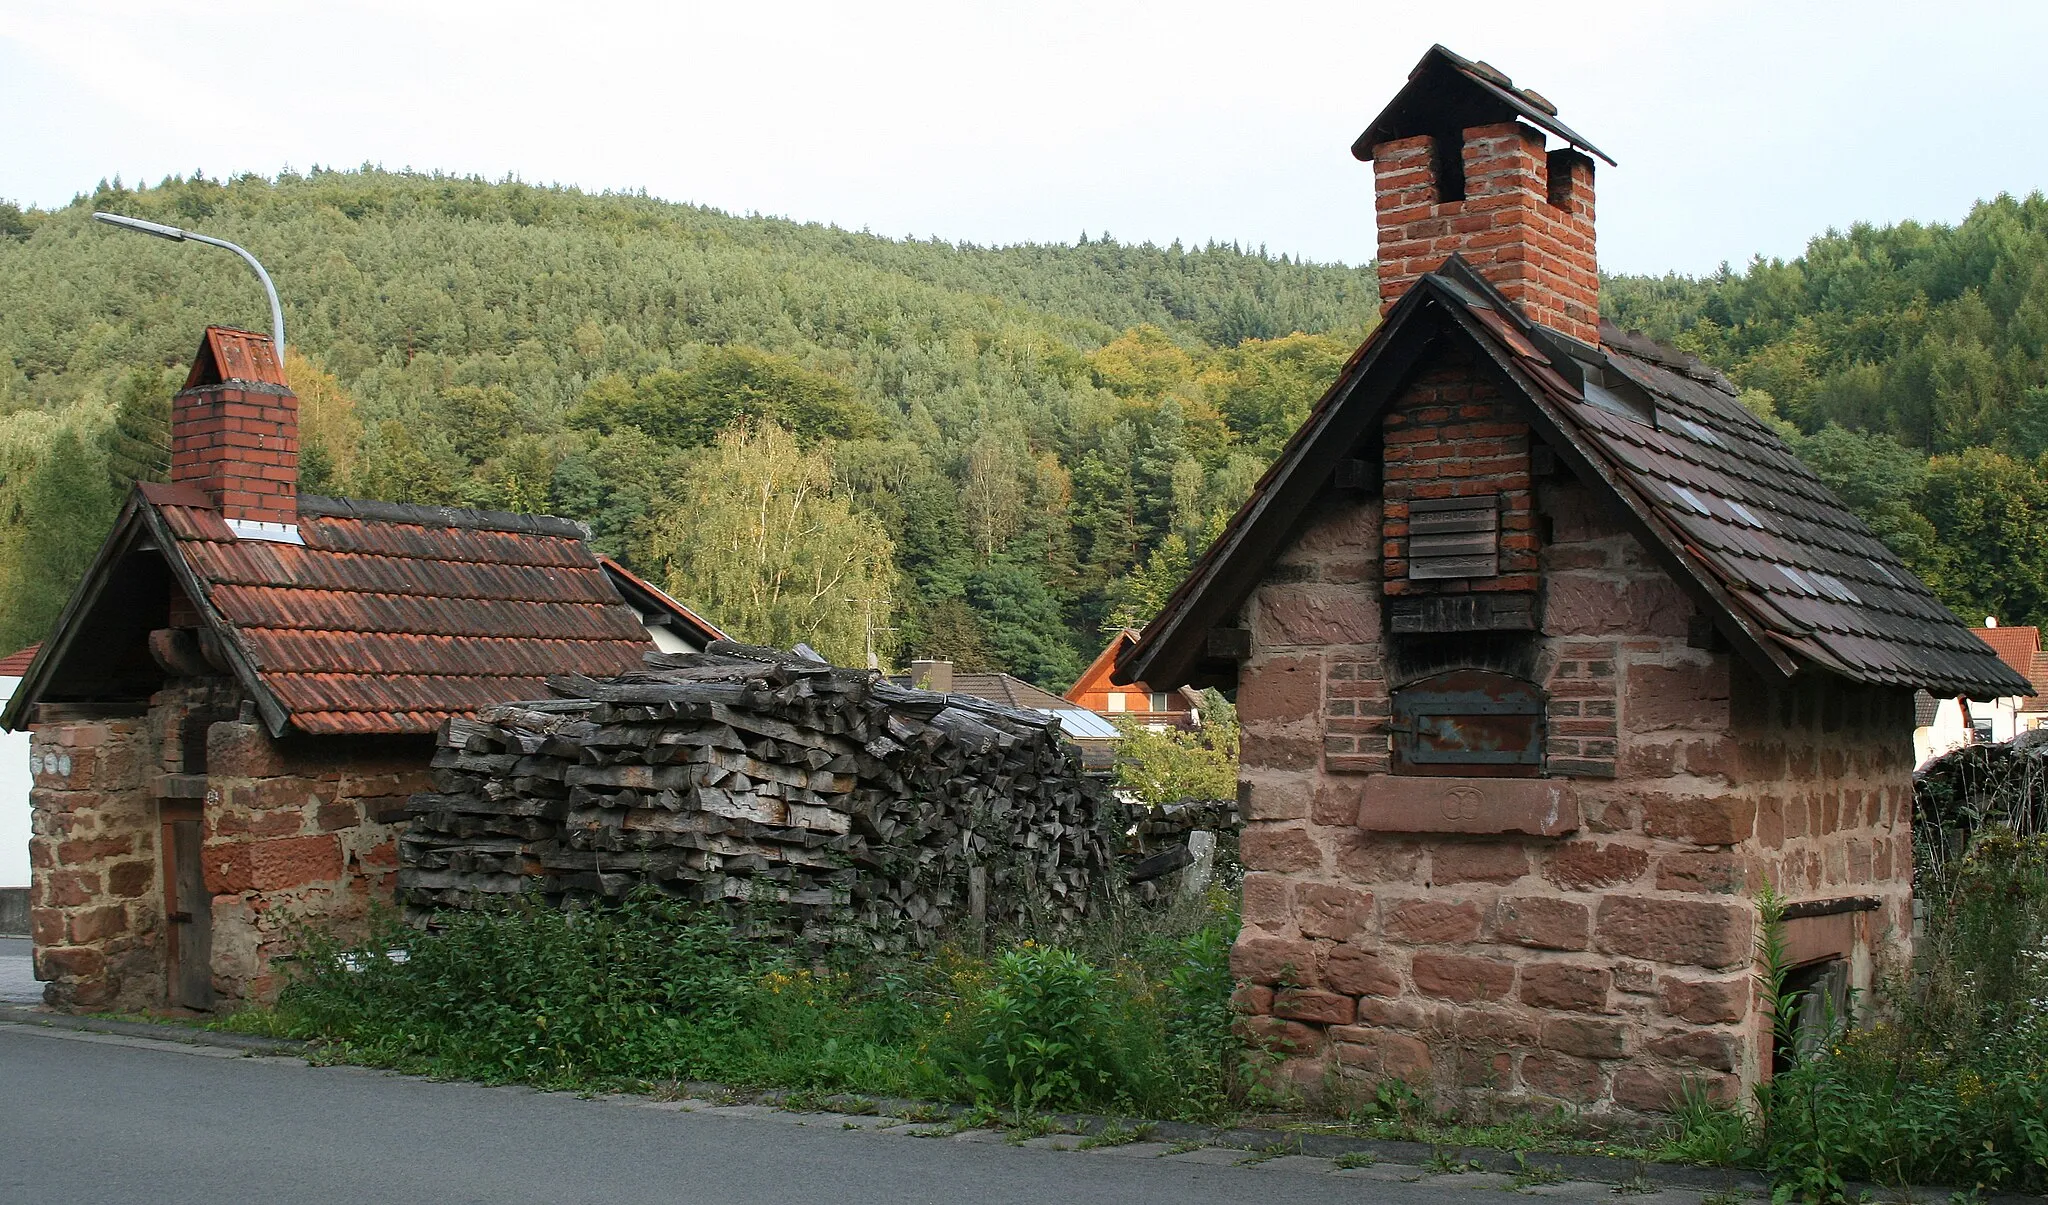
[1598,322,1738,395]
[298,494,591,540]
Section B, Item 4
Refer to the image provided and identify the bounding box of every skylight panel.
[1726,500,1765,528]
[1779,565,1818,595]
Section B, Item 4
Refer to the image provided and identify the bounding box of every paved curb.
[660,1080,1770,1195]
[5,1014,2035,1204]
[0,1006,307,1054]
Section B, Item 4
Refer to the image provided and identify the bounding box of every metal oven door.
[1390,669,1544,777]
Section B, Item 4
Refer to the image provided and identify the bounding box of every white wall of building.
[0,676,31,888]
[1914,694,2039,768]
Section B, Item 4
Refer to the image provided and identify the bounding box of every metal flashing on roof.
[224,518,304,545]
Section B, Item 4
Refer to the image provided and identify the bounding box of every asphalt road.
[0,1022,1719,1205]
[0,936,38,1005]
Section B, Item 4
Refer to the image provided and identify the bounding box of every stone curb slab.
[0,1005,304,1053]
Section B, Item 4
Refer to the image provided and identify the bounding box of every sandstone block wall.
[28,688,427,1011]
[26,716,159,1010]
[1230,364,1915,1119]
[200,721,425,1002]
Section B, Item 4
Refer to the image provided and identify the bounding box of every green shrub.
[964,945,1124,1111]
[1667,846,2048,1200]
[269,890,1247,1121]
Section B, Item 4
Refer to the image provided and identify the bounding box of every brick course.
[1371,124,1599,344]
[170,382,299,527]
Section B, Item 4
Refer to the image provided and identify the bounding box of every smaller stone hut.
[1116,46,2030,1119]
[5,327,721,1011]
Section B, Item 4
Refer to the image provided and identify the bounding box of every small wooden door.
[160,802,214,1010]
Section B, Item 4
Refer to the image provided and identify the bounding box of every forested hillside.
[0,171,1379,677]
[6,171,2048,683]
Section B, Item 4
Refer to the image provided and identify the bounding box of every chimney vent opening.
[1431,131,1468,204]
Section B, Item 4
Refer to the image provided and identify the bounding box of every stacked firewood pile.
[1121,797,1243,901]
[399,643,1117,948]
[1914,730,2048,886]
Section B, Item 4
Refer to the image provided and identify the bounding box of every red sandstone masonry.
[1232,462,1914,1120]
[26,688,428,1011]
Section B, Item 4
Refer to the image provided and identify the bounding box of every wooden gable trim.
[1116,260,1805,693]
[1114,298,1447,689]
[1,487,296,737]
[0,494,155,731]
[1067,630,1137,703]
[133,502,296,737]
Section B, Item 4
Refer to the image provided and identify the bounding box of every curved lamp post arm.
[91,212,285,365]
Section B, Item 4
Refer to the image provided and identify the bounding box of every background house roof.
[1970,625,2039,683]
[0,645,39,678]
[931,672,1073,712]
[1118,260,2031,700]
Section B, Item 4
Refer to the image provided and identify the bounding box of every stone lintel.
[1353,774,1578,836]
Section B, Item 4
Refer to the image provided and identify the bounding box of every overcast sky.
[4,1,2043,277]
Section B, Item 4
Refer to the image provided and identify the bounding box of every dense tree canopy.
[0,170,1375,683]
[9,170,2048,675]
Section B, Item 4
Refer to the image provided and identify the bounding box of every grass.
[1511,1153,1569,1188]
[206,825,2047,1199]
[1076,1120,1156,1148]
[1659,836,2048,1200]
[254,888,1249,1125]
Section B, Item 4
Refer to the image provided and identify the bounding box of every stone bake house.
[1115,45,2029,1118]
[4,327,722,1011]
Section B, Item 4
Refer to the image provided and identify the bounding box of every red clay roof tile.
[151,492,664,736]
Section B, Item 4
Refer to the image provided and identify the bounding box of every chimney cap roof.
[1352,44,1615,167]
[183,326,288,391]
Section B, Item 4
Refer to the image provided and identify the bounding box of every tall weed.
[270,890,1248,1120]
[1670,842,2048,1199]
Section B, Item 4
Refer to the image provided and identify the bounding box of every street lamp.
[91,212,286,366]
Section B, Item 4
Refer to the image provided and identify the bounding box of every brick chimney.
[1355,46,1608,346]
[172,327,299,535]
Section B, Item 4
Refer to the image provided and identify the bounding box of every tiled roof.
[1118,257,2031,700]
[2025,652,2048,713]
[0,644,38,677]
[1970,625,2039,684]
[942,673,1074,712]
[146,485,656,735]
[1545,322,2025,696]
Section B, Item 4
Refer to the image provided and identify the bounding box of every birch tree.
[648,422,896,667]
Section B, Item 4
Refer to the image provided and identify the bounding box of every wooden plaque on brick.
[1351,774,1578,836]
[1407,494,1499,579]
